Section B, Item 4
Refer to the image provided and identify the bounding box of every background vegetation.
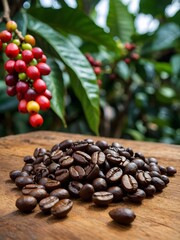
[0,0,180,144]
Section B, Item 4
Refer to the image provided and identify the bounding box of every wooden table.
[0,131,179,240]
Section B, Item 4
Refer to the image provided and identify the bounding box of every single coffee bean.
[91,151,106,165]
[33,148,46,158]
[92,178,107,191]
[68,181,83,197]
[95,140,109,150]
[48,162,60,174]
[99,170,106,178]
[151,177,165,191]
[85,164,99,181]
[106,154,122,165]
[16,195,37,212]
[9,170,23,181]
[50,188,70,200]
[59,156,74,168]
[134,152,145,160]
[131,158,145,169]
[104,147,119,156]
[161,175,169,185]
[79,184,95,201]
[127,189,146,203]
[159,165,167,175]
[119,150,131,159]
[51,149,64,162]
[109,208,136,225]
[22,184,45,195]
[166,166,177,176]
[124,162,138,175]
[126,148,134,157]
[136,171,151,186]
[72,141,89,152]
[106,167,123,183]
[59,139,73,151]
[29,188,48,202]
[150,164,160,173]
[38,177,50,186]
[73,151,91,165]
[55,169,69,183]
[86,144,101,155]
[15,176,34,189]
[112,142,122,148]
[148,157,158,164]
[69,165,85,181]
[51,199,73,218]
[121,174,138,193]
[144,184,156,196]
[44,179,61,192]
[107,186,124,202]
[149,171,161,178]
[92,191,113,207]
[39,196,59,213]
[24,155,35,164]
[22,164,33,173]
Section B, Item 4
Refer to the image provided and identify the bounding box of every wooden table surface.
[0,131,179,240]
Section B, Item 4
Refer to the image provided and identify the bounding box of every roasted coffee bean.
[106,167,123,183]
[166,166,177,176]
[34,168,49,183]
[79,183,95,201]
[55,169,69,183]
[33,148,46,158]
[136,171,151,186]
[51,199,73,218]
[143,163,150,171]
[48,162,60,174]
[24,155,35,164]
[124,162,138,175]
[9,170,23,181]
[86,144,101,155]
[144,184,156,196]
[150,164,160,173]
[104,148,119,157]
[15,176,34,189]
[119,158,130,168]
[69,165,85,180]
[109,208,136,225]
[151,177,165,191]
[91,151,105,165]
[33,156,44,165]
[92,178,107,191]
[106,154,122,165]
[29,188,48,202]
[59,156,74,168]
[121,174,138,193]
[161,175,169,185]
[85,164,99,181]
[126,148,134,157]
[127,189,146,203]
[39,196,59,213]
[48,174,56,180]
[50,188,70,200]
[51,149,63,162]
[44,179,61,192]
[72,141,88,151]
[135,152,145,160]
[99,170,106,178]
[149,171,161,178]
[131,158,145,169]
[22,184,45,195]
[148,157,158,164]
[119,150,131,159]
[68,181,83,197]
[92,191,113,207]
[16,195,37,213]
[84,138,94,144]
[43,155,51,166]
[95,140,109,150]
[103,160,111,173]
[73,151,91,165]
[159,165,167,175]
[107,186,124,202]
[50,143,59,152]
[38,177,49,186]
[59,139,73,151]
[112,142,122,148]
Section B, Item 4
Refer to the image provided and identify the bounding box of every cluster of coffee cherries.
[85,53,102,87]
[123,42,139,64]
[0,20,52,127]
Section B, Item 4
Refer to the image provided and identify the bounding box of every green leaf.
[125,129,145,141]
[142,23,180,54]
[28,7,118,52]
[43,59,66,126]
[27,15,100,134]
[171,54,180,76]
[139,0,171,17]
[157,86,176,104]
[107,0,134,42]
[13,10,27,36]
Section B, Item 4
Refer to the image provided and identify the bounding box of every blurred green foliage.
[0,0,180,144]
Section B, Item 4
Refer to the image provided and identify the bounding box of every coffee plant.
[0,0,180,144]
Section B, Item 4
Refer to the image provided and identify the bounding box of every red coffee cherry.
[18,99,28,113]
[15,60,27,73]
[24,34,36,46]
[36,95,50,110]
[22,50,34,63]
[32,47,43,59]
[17,92,24,101]
[26,66,40,80]
[33,79,47,93]
[6,86,17,96]
[6,21,17,32]
[25,88,38,101]
[124,58,131,64]
[43,89,52,100]
[94,67,101,75]
[27,100,40,114]
[0,30,12,42]
[29,113,44,127]
[4,60,16,73]
[37,62,51,75]
[16,81,29,94]
[40,54,47,63]
[5,43,19,58]
[5,74,18,86]
[131,53,139,61]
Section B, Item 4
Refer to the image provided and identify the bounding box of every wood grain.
[0,131,179,240]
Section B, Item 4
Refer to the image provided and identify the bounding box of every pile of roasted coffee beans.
[9,139,177,224]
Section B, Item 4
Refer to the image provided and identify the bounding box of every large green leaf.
[107,0,134,42]
[27,15,100,134]
[141,23,180,54]
[27,6,118,52]
[43,59,66,126]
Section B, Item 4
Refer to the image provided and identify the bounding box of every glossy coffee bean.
[22,184,45,195]
[58,139,73,151]
[144,184,156,196]
[44,179,61,192]
[124,163,138,175]
[39,196,59,213]
[121,174,138,193]
[95,140,109,150]
[161,175,169,185]
[85,164,99,181]
[9,170,23,181]
[166,166,177,176]
[106,167,123,183]
[29,188,48,202]
[68,181,83,197]
[127,189,146,203]
[51,199,73,218]
[69,165,85,180]
[151,177,165,191]
[79,184,94,201]
[73,151,91,165]
[107,186,124,202]
[59,156,74,168]
[92,178,107,191]
[109,208,136,225]
[16,195,37,212]
[15,176,34,189]
[50,188,70,200]
[92,191,113,207]
[55,169,69,183]
[91,151,106,165]
[136,171,151,186]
